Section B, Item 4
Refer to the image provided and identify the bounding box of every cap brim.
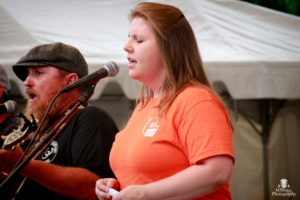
[12,62,47,81]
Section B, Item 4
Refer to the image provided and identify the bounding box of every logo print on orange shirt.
[142,117,159,137]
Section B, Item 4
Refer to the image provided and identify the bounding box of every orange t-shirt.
[110,85,234,199]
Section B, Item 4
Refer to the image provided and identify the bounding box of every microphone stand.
[0,84,96,191]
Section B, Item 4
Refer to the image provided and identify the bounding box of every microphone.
[0,100,18,114]
[60,61,119,93]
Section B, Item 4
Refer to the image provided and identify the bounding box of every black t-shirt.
[5,106,118,200]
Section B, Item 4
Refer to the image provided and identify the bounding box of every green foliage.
[241,0,300,16]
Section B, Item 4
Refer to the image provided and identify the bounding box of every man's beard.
[25,94,65,130]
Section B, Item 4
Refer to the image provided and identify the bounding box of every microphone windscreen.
[5,100,18,114]
[105,61,119,77]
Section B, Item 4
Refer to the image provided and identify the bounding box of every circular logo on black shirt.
[40,140,58,163]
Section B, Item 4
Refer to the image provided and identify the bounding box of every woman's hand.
[113,185,149,200]
[95,178,120,200]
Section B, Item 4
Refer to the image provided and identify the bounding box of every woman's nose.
[123,40,133,52]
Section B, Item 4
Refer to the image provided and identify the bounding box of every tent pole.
[260,99,285,200]
[261,99,270,200]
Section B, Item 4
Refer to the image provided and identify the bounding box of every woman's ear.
[65,73,79,85]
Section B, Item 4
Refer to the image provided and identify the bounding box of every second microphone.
[60,61,119,93]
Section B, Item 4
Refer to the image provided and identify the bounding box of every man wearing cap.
[0,42,119,199]
[0,64,11,123]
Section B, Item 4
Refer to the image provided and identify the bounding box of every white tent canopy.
[1,0,300,100]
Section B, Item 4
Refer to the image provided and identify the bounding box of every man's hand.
[0,146,24,174]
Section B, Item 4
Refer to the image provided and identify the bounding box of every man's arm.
[22,159,99,199]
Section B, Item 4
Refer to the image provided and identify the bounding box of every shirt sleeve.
[178,99,234,165]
